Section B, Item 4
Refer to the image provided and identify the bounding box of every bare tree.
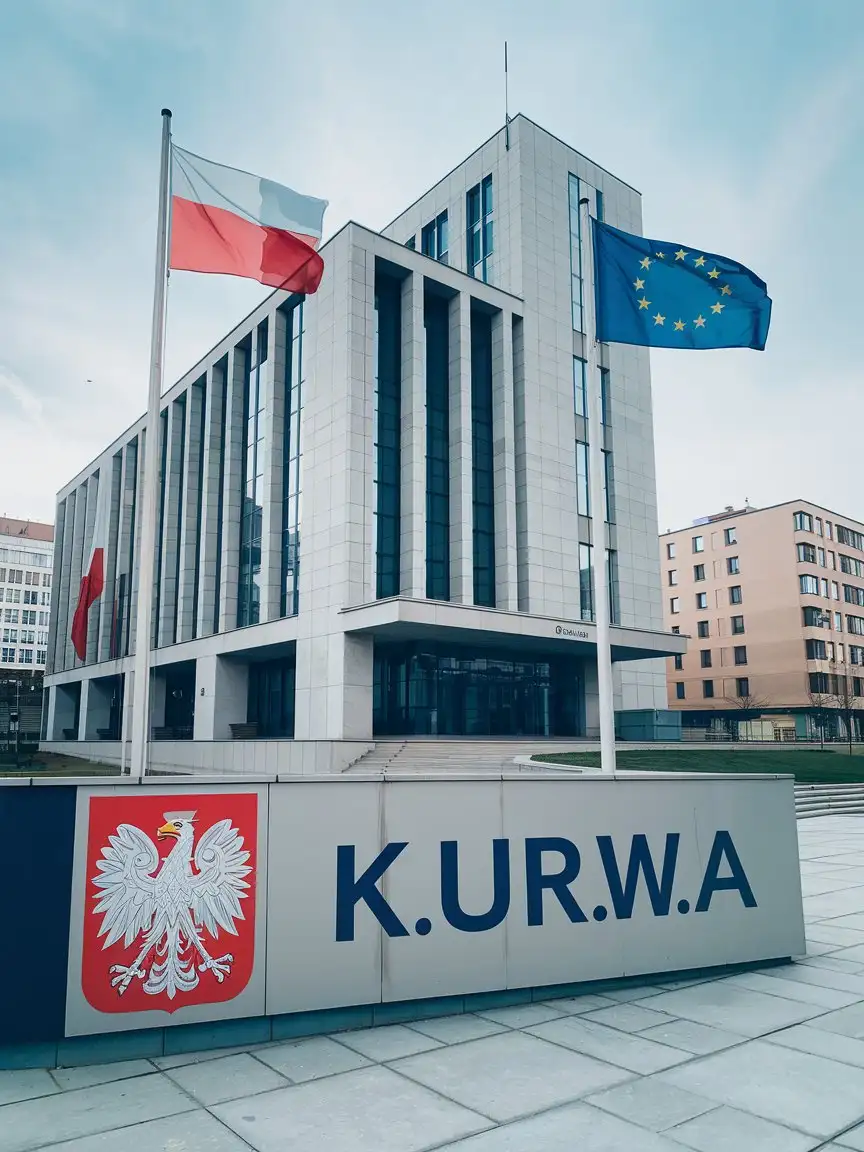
[832,674,862,755]
[722,689,771,741]
[807,687,834,751]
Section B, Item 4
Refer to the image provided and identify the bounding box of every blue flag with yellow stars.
[592,220,771,350]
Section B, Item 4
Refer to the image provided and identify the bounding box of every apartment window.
[731,615,745,635]
[818,547,826,567]
[36,650,46,665]
[832,581,840,600]
[844,585,864,608]
[2,628,17,643]
[21,609,35,625]
[797,543,817,564]
[693,564,705,581]
[838,524,864,551]
[668,569,678,586]
[8,569,22,584]
[700,649,712,668]
[806,638,828,660]
[40,592,49,606]
[734,645,748,665]
[696,592,708,610]
[3,610,17,624]
[19,649,33,664]
[793,511,813,532]
[815,517,823,536]
[729,585,743,604]
[693,535,704,553]
[0,567,5,581]
[667,542,676,560]
[727,556,740,575]
[724,526,737,545]
[827,521,833,540]
[829,551,836,569]
[404,235,416,250]
[827,641,836,661]
[674,653,683,670]
[703,680,715,698]
[799,574,820,596]
[802,606,825,627]
[671,626,680,634]
[467,175,493,282]
[736,677,750,697]
[851,645,864,665]
[675,682,685,700]
[0,647,14,662]
[848,615,864,636]
[697,620,710,638]
[855,677,864,697]
[670,596,680,614]
[421,210,449,263]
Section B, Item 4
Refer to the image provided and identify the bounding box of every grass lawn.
[0,751,119,778]
[533,747,864,784]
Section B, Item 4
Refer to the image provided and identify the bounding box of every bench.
[229,722,259,740]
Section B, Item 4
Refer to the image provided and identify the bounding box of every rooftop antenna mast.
[504,41,510,149]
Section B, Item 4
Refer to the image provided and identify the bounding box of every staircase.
[795,783,864,818]
[346,738,593,774]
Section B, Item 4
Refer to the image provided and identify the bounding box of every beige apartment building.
[659,500,864,741]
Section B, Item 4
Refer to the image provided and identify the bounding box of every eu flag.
[592,220,771,350]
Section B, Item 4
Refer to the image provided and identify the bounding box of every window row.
[795,512,864,554]
[674,675,750,701]
[668,558,739,585]
[666,528,737,562]
[799,574,841,599]
[805,638,864,664]
[0,646,41,664]
[0,549,51,568]
[809,672,864,697]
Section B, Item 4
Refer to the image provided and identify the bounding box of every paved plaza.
[6,815,864,1151]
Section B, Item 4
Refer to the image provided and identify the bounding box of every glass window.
[797,543,817,564]
[832,581,840,600]
[567,173,583,330]
[734,645,748,665]
[736,677,750,697]
[374,281,401,601]
[821,577,830,597]
[668,569,678,586]
[727,556,740,574]
[693,535,704,553]
[835,611,843,630]
[815,517,823,536]
[579,543,594,622]
[471,309,496,607]
[595,188,604,221]
[237,320,269,628]
[421,210,449,264]
[673,653,683,670]
[467,175,493,282]
[849,615,864,636]
[675,682,685,699]
[827,521,833,540]
[703,680,715,698]
[818,547,826,567]
[667,542,676,559]
[806,638,828,660]
[425,295,450,599]
[729,585,743,604]
[794,511,813,532]
[672,625,680,634]
[799,574,820,595]
[694,564,705,581]
[696,592,708,609]
[829,550,836,569]
[670,596,680,614]
[731,615,745,634]
[573,358,587,419]
[405,235,416,250]
[809,671,830,693]
[697,620,710,638]
[724,526,737,545]
[576,441,589,517]
[700,649,712,668]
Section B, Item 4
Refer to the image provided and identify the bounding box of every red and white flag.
[169,147,328,293]
[71,470,112,661]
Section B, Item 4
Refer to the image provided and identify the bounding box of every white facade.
[0,519,53,673]
[43,116,683,769]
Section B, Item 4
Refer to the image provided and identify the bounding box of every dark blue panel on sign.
[0,787,77,1043]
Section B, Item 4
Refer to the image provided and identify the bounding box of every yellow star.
[638,297,651,310]
[653,312,665,326]
[674,249,688,261]
[639,256,652,270]
[711,302,725,315]
[673,320,686,331]
[721,284,732,296]
[655,251,666,259]
[694,314,706,328]
[634,277,645,290]
[708,267,720,280]
[694,255,706,268]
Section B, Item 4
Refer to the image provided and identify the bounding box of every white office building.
[1,517,53,674]
[43,115,683,771]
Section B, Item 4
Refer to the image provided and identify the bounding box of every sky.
[1,0,863,533]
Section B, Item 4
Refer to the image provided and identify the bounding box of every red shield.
[81,792,258,1015]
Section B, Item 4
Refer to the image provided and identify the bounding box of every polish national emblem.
[81,793,258,1014]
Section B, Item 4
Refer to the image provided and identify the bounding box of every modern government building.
[42,115,684,772]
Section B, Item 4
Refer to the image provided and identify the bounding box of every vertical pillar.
[448,292,473,603]
[218,346,247,633]
[197,360,226,638]
[77,678,90,741]
[260,309,285,622]
[293,632,373,740]
[194,653,248,740]
[158,397,186,646]
[491,310,519,611]
[400,272,426,596]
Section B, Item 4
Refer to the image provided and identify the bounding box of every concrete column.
[218,347,247,633]
[259,310,285,622]
[294,631,373,740]
[77,678,90,741]
[194,653,248,740]
[491,310,519,611]
[176,381,204,643]
[448,292,473,603]
[583,657,600,740]
[197,359,226,639]
[44,686,56,741]
[400,272,426,597]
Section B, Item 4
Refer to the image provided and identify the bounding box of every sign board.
[65,774,804,1037]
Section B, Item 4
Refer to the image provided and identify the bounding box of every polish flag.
[169,147,328,293]
[71,470,112,661]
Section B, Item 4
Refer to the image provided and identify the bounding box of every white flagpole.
[130,108,172,780]
[579,196,617,774]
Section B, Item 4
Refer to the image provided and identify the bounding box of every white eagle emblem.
[91,810,252,1000]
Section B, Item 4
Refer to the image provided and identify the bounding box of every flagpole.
[130,108,172,780]
[579,196,616,774]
